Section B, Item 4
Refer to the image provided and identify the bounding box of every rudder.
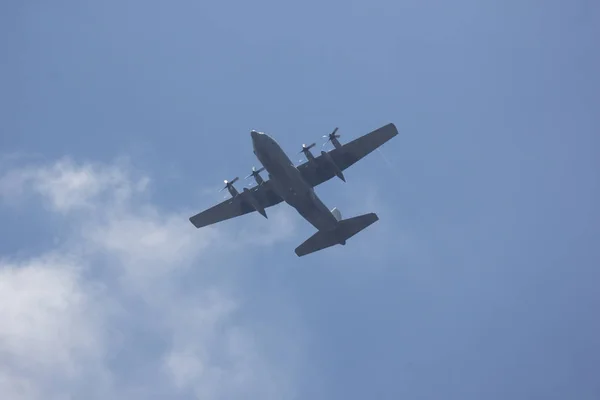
[331,207,342,221]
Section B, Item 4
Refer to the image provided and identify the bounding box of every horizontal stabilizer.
[295,213,378,257]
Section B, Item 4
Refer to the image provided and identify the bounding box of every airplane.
[189,123,399,256]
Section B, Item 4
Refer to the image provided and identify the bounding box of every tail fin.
[331,207,342,222]
[295,213,378,257]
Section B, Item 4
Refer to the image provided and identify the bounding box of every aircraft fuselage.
[251,130,338,231]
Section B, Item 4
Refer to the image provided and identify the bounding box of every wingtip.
[386,122,398,135]
[188,216,201,229]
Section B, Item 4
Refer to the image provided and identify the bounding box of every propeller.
[245,166,265,180]
[299,143,316,154]
[219,177,239,192]
[245,166,265,186]
[323,127,340,140]
[299,143,316,161]
[323,127,340,142]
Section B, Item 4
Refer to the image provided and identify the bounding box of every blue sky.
[1,1,599,399]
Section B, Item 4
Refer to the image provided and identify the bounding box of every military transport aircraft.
[189,123,398,257]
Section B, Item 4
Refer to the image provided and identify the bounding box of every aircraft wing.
[189,180,284,229]
[297,123,398,187]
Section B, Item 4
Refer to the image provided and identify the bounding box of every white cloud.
[0,367,40,400]
[0,157,299,399]
[0,256,94,372]
[0,253,115,400]
[0,157,148,213]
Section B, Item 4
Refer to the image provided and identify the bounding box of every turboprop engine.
[323,127,342,149]
[219,177,239,197]
[299,143,316,161]
[320,150,346,182]
[245,166,265,185]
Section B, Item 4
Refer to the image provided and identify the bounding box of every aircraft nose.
[251,130,259,139]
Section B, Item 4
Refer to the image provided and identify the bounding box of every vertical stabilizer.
[331,207,342,221]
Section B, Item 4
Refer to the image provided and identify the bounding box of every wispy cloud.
[0,157,149,213]
[0,156,300,399]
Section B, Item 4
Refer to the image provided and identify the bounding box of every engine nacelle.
[246,166,265,185]
[253,174,264,185]
[221,177,240,197]
[227,186,239,197]
[325,127,342,149]
[321,150,346,182]
[242,188,267,218]
[300,143,316,161]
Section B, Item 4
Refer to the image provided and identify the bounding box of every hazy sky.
[1,1,599,399]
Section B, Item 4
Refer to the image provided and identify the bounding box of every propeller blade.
[245,167,265,179]
[325,128,340,139]
[220,177,239,190]
[299,143,316,153]
[323,128,341,149]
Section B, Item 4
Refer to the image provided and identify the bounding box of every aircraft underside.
[188,123,399,256]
